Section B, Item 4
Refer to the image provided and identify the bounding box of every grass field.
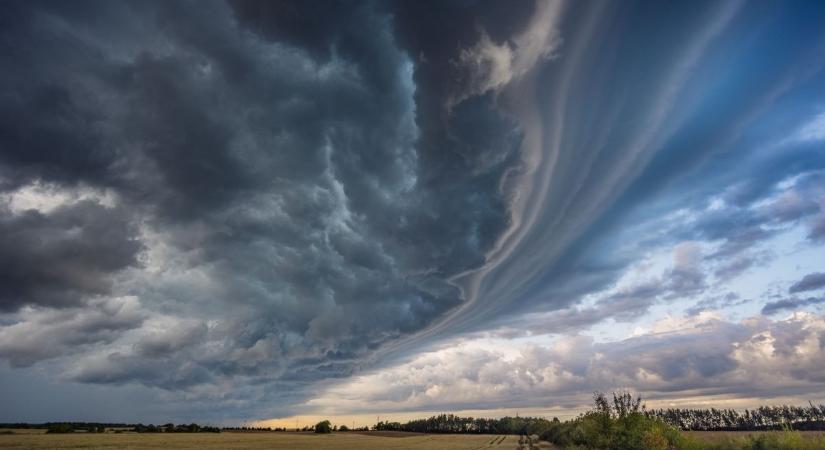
[685,430,825,448]
[0,431,516,450]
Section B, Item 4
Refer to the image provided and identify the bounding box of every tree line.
[374,414,553,434]
[0,422,220,433]
[6,397,825,436]
[370,399,825,434]
[133,423,220,433]
[370,393,825,450]
[645,403,825,431]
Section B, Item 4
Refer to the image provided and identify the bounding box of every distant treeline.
[0,422,373,433]
[374,414,553,435]
[7,400,825,436]
[133,423,221,433]
[374,394,825,450]
[0,422,131,430]
[646,403,825,431]
[0,422,219,433]
[372,401,825,434]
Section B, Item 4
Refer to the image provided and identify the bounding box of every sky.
[2,0,825,427]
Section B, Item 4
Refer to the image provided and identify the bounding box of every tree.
[338,424,349,432]
[46,423,74,434]
[314,420,332,433]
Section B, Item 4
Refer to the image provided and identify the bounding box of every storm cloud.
[0,0,533,419]
[2,0,825,423]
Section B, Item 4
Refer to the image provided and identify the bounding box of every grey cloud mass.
[762,297,825,316]
[0,200,141,311]
[2,0,825,423]
[789,272,825,294]
[0,0,532,419]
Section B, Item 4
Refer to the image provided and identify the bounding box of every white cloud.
[304,312,825,416]
[795,111,825,142]
[452,0,564,107]
[1,182,118,215]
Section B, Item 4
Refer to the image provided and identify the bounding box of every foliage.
[374,414,552,434]
[647,402,825,431]
[134,423,220,433]
[314,420,332,433]
[537,393,825,449]
[46,423,74,434]
[538,392,696,450]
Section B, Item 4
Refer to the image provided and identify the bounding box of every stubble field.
[6,430,825,449]
[0,431,517,450]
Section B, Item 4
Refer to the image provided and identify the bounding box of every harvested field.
[0,431,516,450]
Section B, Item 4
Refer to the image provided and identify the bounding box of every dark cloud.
[789,272,825,294]
[0,0,530,419]
[2,0,825,423]
[762,296,825,315]
[0,297,145,368]
[0,200,141,311]
[417,0,825,339]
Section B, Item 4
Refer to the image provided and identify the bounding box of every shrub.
[314,420,332,433]
[46,423,74,434]
[540,392,689,450]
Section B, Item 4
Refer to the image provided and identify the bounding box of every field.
[685,430,825,446]
[0,431,516,450]
[5,430,825,449]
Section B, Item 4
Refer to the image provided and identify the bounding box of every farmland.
[0,431,516,450]
[6,429,825,449]
[685,430,825,448]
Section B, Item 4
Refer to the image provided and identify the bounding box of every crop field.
[0,431,517,450]
[6,430,825,449]
[685,430,825,445]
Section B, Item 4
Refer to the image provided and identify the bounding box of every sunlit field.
[0,431,516,450]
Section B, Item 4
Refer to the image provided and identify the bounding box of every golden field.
[0,431,516,450]
[6,430,825,449]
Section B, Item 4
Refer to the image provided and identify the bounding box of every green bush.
[314,420,332,433]
[539,392,691,450]
[537,395,825,450]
